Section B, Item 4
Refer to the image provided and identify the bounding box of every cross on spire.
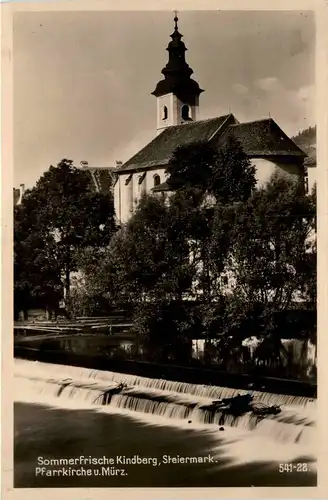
[151,13,204,99]
[174,10,179,30]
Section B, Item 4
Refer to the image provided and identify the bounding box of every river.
[14,359,317,488]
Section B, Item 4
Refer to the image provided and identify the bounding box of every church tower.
[152,14,204,134]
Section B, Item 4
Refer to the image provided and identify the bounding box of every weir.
[15,359,316,448]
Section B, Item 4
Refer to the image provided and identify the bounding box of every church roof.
[215,119,306,158]
[117,115,306,175]
[116,114,236,173]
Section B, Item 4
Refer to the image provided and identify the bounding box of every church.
[113,15,306,224]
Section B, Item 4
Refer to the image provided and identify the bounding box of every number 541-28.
[279,463,309,473]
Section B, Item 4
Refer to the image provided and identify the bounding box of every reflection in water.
[14,359,317,488]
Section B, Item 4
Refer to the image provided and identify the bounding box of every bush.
[132,302,193,364]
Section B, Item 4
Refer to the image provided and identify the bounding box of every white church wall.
[132,171,150,210]
[252,158,303,187]
[117,173,134,224]
[156,93,199,133]
[133,173,140,210]
[145,167,167,192]
[307,165,316,193]
[172,94,198,124]
[156,94,175,133]
[116,167,168,223]
[115,157,304,224]
[114,178,121,222]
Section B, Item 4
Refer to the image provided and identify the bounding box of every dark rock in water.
[251,403,281,416]
[219,426,224,431]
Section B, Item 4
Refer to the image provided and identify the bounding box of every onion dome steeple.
[151,14,204,99]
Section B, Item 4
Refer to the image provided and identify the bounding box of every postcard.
[2,1,328,498]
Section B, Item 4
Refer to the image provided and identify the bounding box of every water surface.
[14,359,317,488]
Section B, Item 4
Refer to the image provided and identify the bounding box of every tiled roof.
[117,116,306,175]
[215,119,306,158]
[116,114,237,173]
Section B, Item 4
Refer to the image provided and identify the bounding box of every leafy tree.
[82,194,193,306]
[78,143,315,371]
[166,136,256,204]
[164,137,256,337]
[166,141,215,193]
[298,184,316,309]
[215,173,316,343]
[165,137,256,308]
[196,174,316,373]
[80,193,198,360]
[81,139,256,356]
[14,192,63,319]
[209,136,256,203]
[14,159,116,317]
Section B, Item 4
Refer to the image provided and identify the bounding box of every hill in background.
[291,126,316,166]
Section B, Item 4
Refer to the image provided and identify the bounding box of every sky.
[13,10,315,188]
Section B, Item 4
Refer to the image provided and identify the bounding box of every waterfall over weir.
[15,359,316,449]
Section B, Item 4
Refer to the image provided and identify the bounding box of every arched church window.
[154,174,161,187]
[162,106,168,120]
[181,104,190,120]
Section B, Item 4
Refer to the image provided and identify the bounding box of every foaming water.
[15,358,315,406]
[14,359,317,471]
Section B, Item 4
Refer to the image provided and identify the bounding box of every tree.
[80,192,198,360]
[78,145,316,371]
[82,193,194,305]
[209,136,256,203]
[14,193,63,319]
[165,138,256,338]
[166,137,256,204]
[14,159,116,317]
[195,173,316,373]
[292,125,316,146]
[81,139,255,357]
[297,184,316,310]
[166,141,216,193]
[217,173,316,342]
[165,137,256,306]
